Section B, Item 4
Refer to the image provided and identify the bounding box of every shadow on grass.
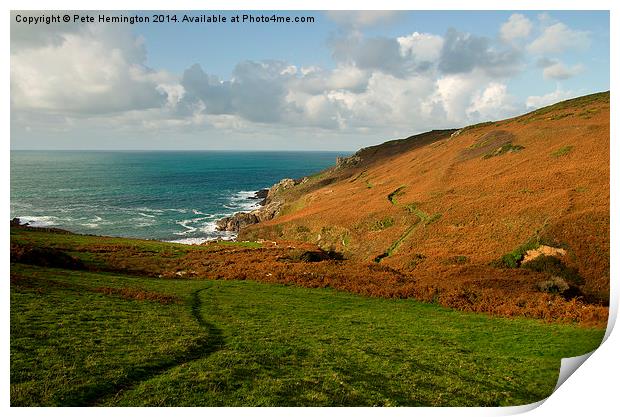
[60,286,225,406]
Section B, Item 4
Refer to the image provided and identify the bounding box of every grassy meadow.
[10,228,605,406]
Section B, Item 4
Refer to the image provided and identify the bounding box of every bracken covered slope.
[240,92,610,306]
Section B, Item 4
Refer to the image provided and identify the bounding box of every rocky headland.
[215,178,301,232]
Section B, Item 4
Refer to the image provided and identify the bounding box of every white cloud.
[467,82,517,120]
[11,25,172,114]
[326,66,370,91]
[500,14,533,42]
[426,72,521,124]
[542,61,584,80]
[526,88,575,109]
[397,32,444,62]
[10,17,532,141]
[528,22,590,54]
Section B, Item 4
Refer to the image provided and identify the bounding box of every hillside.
[240,92,610,307]
[10,227,605,405]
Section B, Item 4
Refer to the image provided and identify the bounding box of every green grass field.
[11,230,605,407]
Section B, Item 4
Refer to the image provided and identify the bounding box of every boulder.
[215,212,260,232]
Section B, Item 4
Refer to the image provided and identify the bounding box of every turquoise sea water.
[10,151,347,243]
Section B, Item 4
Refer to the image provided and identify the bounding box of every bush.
[296,225,310,234]
[483,143,524,159]
[522,255,583,285]
[283,250,345,263]
[536,276,570,294]
[11,244,84,270]
[493,239,541,268]
[372,217,395,231]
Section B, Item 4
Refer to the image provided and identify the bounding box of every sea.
[10,151,348,244]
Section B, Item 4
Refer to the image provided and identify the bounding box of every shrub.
[372,217,395,231]
[10,244,85,270]
[483,143,525,159]
[522,255,583,285]
[493,239,541,268]
[536,277,570,294]
[284,249,344,263]
[404,203,421,214]
[296,225,310,234]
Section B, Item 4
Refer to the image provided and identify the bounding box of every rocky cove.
[214,152,365,234]
[215,177,301,232]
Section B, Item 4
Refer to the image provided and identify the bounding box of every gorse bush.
[493,239,542,268]
[522,255,583,285]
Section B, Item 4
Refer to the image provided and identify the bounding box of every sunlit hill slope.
[240,92,610,308]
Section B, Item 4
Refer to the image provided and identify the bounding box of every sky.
[10,10,610,151]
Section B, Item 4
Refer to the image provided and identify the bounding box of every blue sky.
[10,10,610,150]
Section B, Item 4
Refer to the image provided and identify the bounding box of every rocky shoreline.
[215,178,301,232]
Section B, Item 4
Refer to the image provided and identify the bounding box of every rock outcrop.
[266,178,297,197]
[335,155,362,168]
[521,245,567,264]
[215,212,259,232]
[215,178,299,232]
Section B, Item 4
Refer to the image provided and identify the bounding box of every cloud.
[325,11,401,28]
[11,14,535,142]
[526,88,575,109]
[290,65,370,95]
[179,60,295,124]
[541,61,585,80]
[180,64,233,115]
[500,14,533,42]
[528,22,590,54]
[320,71,439,130]
[330,28,523,80]
[416,69,523,126]
[467,82,517,120]
[331,31,448,78]
[11,24,170,114]
[329,33,410,77]
[397,32,444,62]
[10,11,81,48]
[536,57,555,68]
[230,60,293,123]
[348,37,407,76]
[439,29,522,77]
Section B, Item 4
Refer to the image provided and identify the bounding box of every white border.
[3,1,617,416]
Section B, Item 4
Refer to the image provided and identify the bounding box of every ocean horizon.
[10,150,348,244]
